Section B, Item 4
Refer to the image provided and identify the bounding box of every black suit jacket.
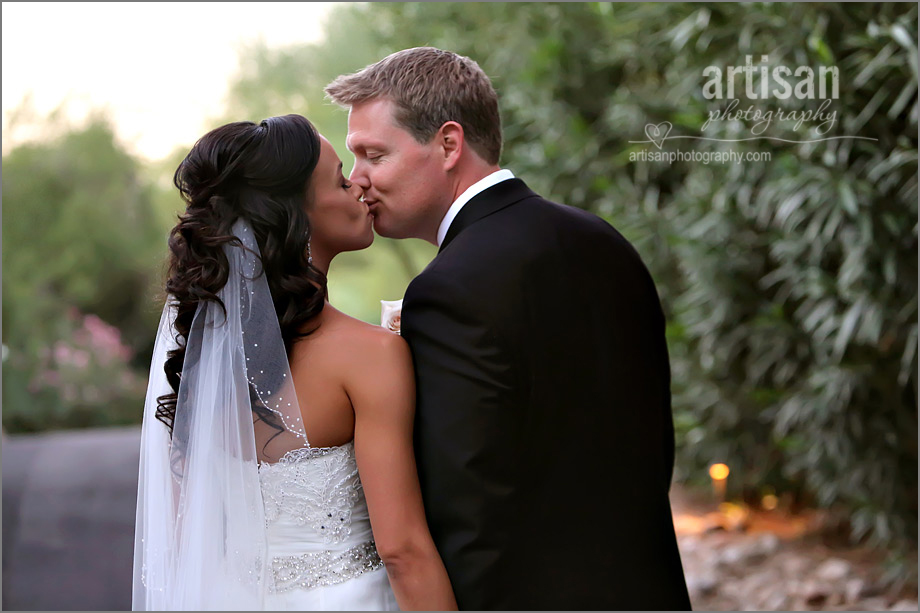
[401,179,691,610]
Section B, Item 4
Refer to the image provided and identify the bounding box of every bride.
[132,114,456,610]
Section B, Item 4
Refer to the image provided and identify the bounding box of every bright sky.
[2,2,336,161]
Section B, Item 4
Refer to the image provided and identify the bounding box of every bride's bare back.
[288,304,392,448]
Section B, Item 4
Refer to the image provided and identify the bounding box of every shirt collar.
[436,169,515,246]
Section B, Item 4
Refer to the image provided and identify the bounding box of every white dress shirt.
[436,169,515,246]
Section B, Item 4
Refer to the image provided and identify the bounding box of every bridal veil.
[133,218,311,610]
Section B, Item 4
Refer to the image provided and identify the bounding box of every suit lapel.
[439,178,536,253]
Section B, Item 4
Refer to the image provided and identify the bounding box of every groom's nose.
[348,165,370,190]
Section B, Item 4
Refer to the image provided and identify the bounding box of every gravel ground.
[670,488,918,611]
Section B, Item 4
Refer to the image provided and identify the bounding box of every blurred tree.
[2,112,165,431]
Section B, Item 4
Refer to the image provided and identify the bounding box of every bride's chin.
[349,231,375,252]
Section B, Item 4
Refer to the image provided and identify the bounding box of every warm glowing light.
[762,494,778,510]
[709,463,730,480]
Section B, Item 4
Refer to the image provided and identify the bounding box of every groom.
[327,47,691,610]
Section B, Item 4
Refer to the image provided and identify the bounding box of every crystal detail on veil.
[259,442,363,545]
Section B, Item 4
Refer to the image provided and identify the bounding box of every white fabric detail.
[436,168,514,246]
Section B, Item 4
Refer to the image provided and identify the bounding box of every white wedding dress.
[258,441,399,611]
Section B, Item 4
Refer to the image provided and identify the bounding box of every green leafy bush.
[2,115,165,431]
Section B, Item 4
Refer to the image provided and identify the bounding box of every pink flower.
[54,342,73,364]
[82,314,133,363]
[72,350,90,370]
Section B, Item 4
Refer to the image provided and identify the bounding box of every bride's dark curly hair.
[156,114,326,438]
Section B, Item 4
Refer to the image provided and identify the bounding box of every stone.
[862,597,892,610]
[780,553,810,576]
[754,532,781,556]
[679,535,700,554]
[889,600,918,611]
[719,544,749,566]
[815,557,853,582]
[719,536,777,566]
[761,591,789,610]
[686,574,719,598]
[801,580,831,607]
[845,578,868,603]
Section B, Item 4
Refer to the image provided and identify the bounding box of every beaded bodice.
[258,441,364,544]
[257,441,384,594]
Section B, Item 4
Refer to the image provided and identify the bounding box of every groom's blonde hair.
[325,47,502,165]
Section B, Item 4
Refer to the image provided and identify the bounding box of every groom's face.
[346,98,450,241]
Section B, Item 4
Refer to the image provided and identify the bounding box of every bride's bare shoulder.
[310,305,407,358]
[291,306,409,397]
[318,309,413,414]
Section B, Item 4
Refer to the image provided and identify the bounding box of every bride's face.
[308,135,375,258]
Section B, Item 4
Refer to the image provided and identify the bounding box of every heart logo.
[644,122,672,149]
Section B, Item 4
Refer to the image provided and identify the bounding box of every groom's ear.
[438,121,464,171]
